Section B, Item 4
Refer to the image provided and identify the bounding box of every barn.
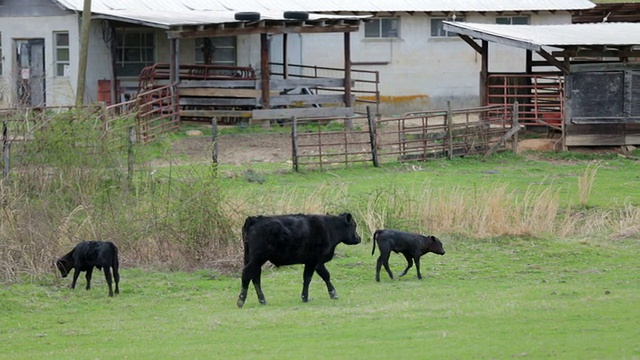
[0,0,595,117]
[443,20,640,148]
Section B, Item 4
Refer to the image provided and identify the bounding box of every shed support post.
[344,32,353,129]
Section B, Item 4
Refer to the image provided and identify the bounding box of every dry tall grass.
[1,114,637,280]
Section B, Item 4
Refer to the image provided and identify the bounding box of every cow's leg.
[113,266,120,295]
[398,254,414,278]
[71,269,80,289]
[415,256,423,280]
[301,263,316,303]
[104,267,114,297]
[315,263,338,299]
[252,266,266,305]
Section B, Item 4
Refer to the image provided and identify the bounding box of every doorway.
[15,38,46,106]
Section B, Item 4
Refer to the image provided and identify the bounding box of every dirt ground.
[169,128,633,165]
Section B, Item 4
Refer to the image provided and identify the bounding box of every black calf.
[372,229,445,282]
[56,241,120,297]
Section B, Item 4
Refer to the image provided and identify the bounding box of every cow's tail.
[241,216,258,265]
[111,242,120,271]
[371,230,382,255]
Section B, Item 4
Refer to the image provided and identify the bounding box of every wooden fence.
[290,104,518,171]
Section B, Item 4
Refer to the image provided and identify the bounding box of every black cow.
[372,229,445,282]
[56,241,120,297]
[237,212,361,308]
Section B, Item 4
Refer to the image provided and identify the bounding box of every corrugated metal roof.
[93,9,358,28]
[442,22,640,51]
[53,0,596,13]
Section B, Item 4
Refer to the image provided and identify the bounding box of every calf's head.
[426,236,446,255]
[338,212,362,245]
[56,257,74,278]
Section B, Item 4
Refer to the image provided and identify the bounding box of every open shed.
[443,21,640,149]
[52,0,366,123]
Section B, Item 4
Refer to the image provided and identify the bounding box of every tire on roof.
[235,12,261,21]
[283,11,309,21]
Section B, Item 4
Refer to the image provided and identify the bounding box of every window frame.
[194,36,237,65]
[115,29,156,77]
[495,16,529,25]
[364,17,400,39]
[53,31,70,77]
[430,17,466,38]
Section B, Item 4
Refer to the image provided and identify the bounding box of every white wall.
[0,14,79,107]
[280,11,572,115]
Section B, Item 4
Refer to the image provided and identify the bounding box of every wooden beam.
[283,33,289,79]
[480,40,488,106]
[344,32,352,108]
[178,88,261,98]
[261,33,270,110]
[458,34,482,54]
[168,24,360,39]
[251,107,354,121]
[536,48,569,75]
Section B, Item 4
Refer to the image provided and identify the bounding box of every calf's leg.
[398,254,414,278]
[376,249,394,281]
[251,267,266,305]
[237,261,263,308]
[85,268,93,290]
[71,269,81,289]
[315,263,338,299]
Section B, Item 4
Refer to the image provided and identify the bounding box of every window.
[431,17,465,37]
[195,36,237,65]
[115,30,155,77]
[364,18,399,38]
[496,16,529,25]
[54,32,70,77]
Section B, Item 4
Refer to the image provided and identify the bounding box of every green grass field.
[1,236,638,359]
[2,138,640,359]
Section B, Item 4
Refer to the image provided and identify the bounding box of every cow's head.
[56,257,73,278]
[427,235,446,255]
[338,212,361,245]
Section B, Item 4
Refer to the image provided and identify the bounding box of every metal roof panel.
[53,0,596,13]
[443,22,640,50]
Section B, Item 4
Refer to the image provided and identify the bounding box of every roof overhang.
[89,10,365,37]
[443,21,640,52]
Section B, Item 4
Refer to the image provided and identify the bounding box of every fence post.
[367,106,379,167]
[3,122,9,179]
[447,101,453,160]
[127,126,134,183]
[512,101,519,154]
[211,117,218,176]
[291,116,299,172]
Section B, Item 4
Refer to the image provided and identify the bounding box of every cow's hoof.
[301,297,309,303]
[237,299,245,308]
[259,299,267,305]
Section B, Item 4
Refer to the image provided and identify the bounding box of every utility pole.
[75,0,92,107]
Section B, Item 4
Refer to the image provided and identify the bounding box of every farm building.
[0,0,596,117]
[443,20,640,148]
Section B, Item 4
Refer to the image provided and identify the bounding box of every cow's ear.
[341,212,353,223]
